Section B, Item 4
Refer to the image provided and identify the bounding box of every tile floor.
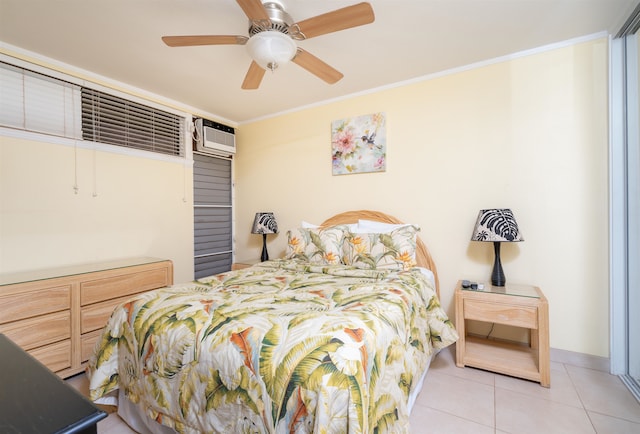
[68,345,640,433]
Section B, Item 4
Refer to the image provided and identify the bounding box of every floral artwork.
[331,112,386,175]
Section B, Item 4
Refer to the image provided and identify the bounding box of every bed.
[87,210,458,433]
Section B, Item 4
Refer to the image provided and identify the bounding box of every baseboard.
[550,347,609,372]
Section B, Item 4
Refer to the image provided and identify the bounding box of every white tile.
[495,388,596,434]
[494,361,583,408]
[417,369,495,427]
[550,360,567,373]
[67,355,640,434]
[410,406,494,434]
[588,411,640,434]
[567,365,640,423]
[98,413,137,434]
[430,345,496,386]
[65,372,89,394]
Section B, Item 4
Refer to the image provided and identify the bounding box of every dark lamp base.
[491,241,506,287]
[260,233,269,262]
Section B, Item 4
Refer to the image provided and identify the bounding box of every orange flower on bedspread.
[288,236,303,254]
[348,236,367,254]
[324,251,339,264]
[396,251,416,269]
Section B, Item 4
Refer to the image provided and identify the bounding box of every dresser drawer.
[81,329,103,362]
[0,258,172,377]
[81,294,134,334]
[464,300,538,329]
[0,285,71,324]
[29,339,72,372]
[0,310,71,350]
[81,268,170,306]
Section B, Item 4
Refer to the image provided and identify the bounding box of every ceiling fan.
[161,0,375,90]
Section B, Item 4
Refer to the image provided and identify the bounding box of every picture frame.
[331,112,386,175]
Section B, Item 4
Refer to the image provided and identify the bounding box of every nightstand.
[454,280,550,387]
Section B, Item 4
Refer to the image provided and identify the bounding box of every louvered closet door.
[193,154,233,279]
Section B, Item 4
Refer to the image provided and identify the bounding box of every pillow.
[358,219,414,233]
[301,221,359,231]
[286,225,349,265]
[343,225,420,270]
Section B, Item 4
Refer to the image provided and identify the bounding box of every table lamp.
[251,212,278,261]
[471,208,523,286]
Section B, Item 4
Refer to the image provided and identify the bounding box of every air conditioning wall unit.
[193,117,236,156]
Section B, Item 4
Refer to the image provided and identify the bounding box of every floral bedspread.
[87,260,458,434]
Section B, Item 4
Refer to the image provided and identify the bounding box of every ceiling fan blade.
[236,0,270,21]
[292,49,343,84]
[242,61,266,89]
[162,35,248,47]
[293,2,374,39]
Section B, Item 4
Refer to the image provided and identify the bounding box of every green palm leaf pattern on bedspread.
[87,260,458,434]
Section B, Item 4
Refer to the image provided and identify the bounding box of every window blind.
[81,88,184,156]
[193,154,233,278]
[0,62,82,139]
[1,61,185,157]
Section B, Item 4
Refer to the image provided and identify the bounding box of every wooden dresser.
[0,257,173,378]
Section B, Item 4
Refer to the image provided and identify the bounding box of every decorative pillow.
[301,221,359,231]
[343,225,420,270]
[357,219,414,233]
[286,225,349,265]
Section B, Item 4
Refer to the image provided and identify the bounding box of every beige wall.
[0,136,194,282]
[235,38,610,357]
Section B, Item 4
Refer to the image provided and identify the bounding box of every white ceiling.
[0,0,637,124]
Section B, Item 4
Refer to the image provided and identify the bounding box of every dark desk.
[0,334,107,433]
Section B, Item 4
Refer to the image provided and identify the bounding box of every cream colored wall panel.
[0,138,193,283]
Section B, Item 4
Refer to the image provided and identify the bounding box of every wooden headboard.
[320,210,440,295]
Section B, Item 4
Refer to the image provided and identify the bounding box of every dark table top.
[0,334,107,433]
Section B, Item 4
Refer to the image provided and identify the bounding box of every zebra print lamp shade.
[252,212,278,262]
[471,209,523,286]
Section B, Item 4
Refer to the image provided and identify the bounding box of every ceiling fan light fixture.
[246,30,297,71]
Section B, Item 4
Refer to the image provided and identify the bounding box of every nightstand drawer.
[464,300,538,328]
